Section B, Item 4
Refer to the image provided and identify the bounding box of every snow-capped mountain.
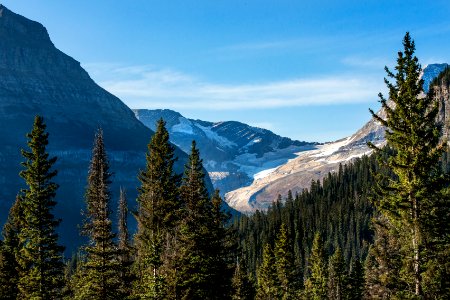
[134,109,317,194]
[225,63,449,212]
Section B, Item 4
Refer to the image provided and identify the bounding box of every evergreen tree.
[0,197,22,299]
[15,115,65,299]
[231,256,255,300]
[305,232,327,300]
[62,252,80,299]
[344,257,364,300]
[117,188,134,299]
[274,223,299,299]
[368,32,449,297]
[134,118,181,299]
[364,216,404,299]
[74,129,120,299]
[209,189,235,299]
[328,247,345,300]
[177,140,216,299]
[256,244,279,300]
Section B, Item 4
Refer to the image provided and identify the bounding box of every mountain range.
[134,64,448,212]
[225,63,449,211]
[0,5,213,251]
[0,4,448,250]
[134,109,316,195]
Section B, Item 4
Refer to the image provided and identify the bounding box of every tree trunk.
[411,194,422,296]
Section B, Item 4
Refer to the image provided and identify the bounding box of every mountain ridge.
[224,63,448,212]
[0,5,216,251]
[134,109,317,194]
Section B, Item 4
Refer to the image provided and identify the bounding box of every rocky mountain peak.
[0,5,51,44]
[422,63,448,93]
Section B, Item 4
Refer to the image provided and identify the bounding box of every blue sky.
[3,1,450,142]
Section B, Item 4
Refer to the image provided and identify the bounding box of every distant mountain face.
[225,63,449,212]
[422,63,448,93]
[0,5,214,251]
[134,109,317,194]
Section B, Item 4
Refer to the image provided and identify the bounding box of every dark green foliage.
[344,257,364,300]
[74,129,120,299]
[134,118,181,299]
[232,257,256,300]
[62,252,79,299]
[305,232,328,300]
[177,140,216,299]
[209,189,235,299]
[234,155,376,280]
[16,115,65,299]
[368,32,450,297]
[256,244,279,299]
[0,197,22,299]
[364,216,404,299]
[274,223,299,299]
[328,247,345,299]
[117,188,135,299]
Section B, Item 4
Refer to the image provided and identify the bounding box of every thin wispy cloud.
[84,63,383,111]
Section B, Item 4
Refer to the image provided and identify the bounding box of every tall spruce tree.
[75,129,120,299]
[209,189,235,299]
[368,32,448,297]
[117,188,134,299]
[344,257,364,300]
[0,197,22,299]
[328,247,345,300]
[305,232,327,300]
[15,115,65,299]
[232,256,256,300]
[134,118,181,299]
[178,140,216,299]
[256,243,279,300]
[274,223,299,299]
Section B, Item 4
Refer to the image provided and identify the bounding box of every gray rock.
[0,5,215,252]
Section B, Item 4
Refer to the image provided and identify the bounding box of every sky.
[3,1,450,142]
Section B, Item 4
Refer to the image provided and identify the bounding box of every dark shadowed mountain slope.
[0,5,215,251]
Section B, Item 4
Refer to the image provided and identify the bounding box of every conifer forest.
[0,27,450,300]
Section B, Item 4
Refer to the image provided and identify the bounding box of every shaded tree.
[328,247,345,300]
[256,244,279,300]
[177,141,216,299]
[0,197,22,299]
[232,256,255,300]
[16,115,65,299]
[134,119,181,299]
[117,188,134,299]
[74,129,120,299]
[305,232,327,300]
[274,223,299,299]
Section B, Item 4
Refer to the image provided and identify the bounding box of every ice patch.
[311,136,353,157]
[172,117,194,135]
[254,167,278,180]
[209,172,230,181]
[196,124,237,148]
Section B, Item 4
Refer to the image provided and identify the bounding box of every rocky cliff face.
[0,6,208,251]
[134,109,316,195]
[225,64,448,212]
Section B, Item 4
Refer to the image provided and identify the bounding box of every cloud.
[84,63,383,110]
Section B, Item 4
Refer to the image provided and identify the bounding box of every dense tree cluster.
[235,155,376,298]
[0,33,449,299]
